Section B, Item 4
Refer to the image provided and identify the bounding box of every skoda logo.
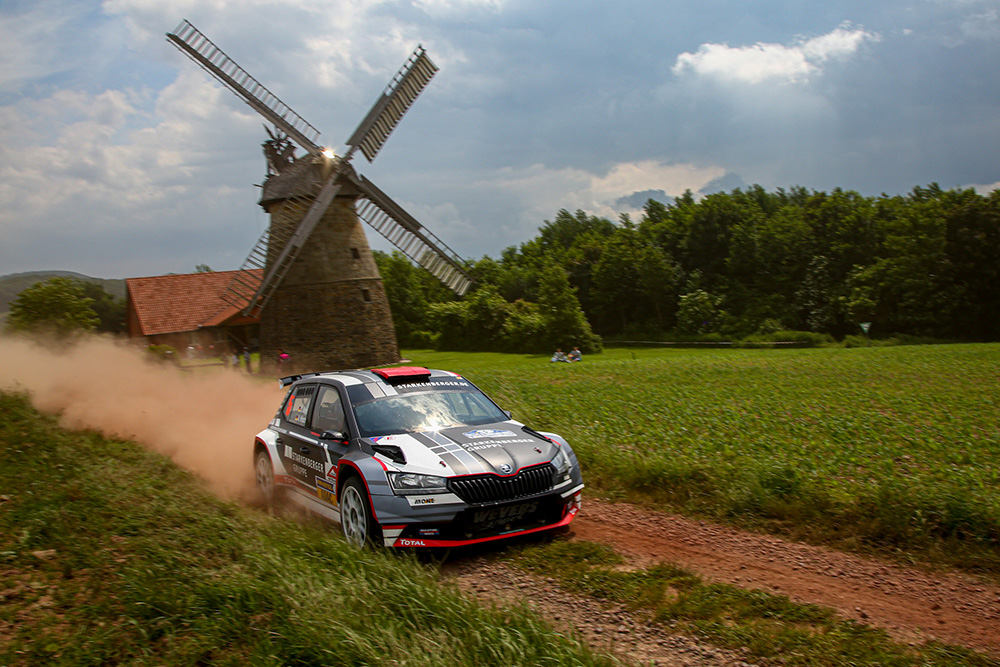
[499,463,513,474]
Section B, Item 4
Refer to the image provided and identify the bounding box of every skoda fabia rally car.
[254,366,584,548]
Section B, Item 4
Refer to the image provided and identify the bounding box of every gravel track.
[443,497,1000,665]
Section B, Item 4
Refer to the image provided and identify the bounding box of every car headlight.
[388,472,448,496]
[551,447,571,483]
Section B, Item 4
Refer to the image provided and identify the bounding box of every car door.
[308,384,350,507]
[276,383,329,491]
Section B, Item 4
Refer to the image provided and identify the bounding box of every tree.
[80,281,126,334]
[535,266,601,353]
[374,251,455,347]
[6,277,100,337]
[195,264,214,273]
[676,289,722,335]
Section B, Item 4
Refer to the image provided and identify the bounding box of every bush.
[146,344,179,363]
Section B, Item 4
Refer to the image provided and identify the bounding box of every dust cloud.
[0,335,283,500]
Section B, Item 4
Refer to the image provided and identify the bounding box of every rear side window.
[283,384,317,427]
[311,385,346,434]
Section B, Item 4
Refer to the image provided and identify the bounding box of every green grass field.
[405,344,1000,571]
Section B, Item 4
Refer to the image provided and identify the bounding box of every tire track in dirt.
[572,498,1000,655]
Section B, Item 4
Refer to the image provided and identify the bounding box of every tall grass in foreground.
[407,344,1000,572]
[0,392,612,667]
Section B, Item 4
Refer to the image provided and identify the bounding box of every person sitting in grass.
[568,347,582,362]
[550,348,568,362]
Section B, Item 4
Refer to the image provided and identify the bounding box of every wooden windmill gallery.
[167,20,472,373]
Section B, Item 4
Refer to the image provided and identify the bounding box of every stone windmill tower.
[167,20,472,372]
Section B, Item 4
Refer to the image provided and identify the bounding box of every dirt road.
[446,498,1000,666]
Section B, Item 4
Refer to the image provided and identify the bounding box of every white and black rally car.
[254,366,584,548]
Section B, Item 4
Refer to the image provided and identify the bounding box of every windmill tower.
[167,20,472,372]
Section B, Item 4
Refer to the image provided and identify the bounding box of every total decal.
[396,538,427,547]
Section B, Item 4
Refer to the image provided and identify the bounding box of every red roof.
[126,270,262,336]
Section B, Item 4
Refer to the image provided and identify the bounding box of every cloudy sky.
[2,0,998,279]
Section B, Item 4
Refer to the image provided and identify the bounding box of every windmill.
[166,20,472,371]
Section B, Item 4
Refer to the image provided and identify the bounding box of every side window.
[283,384,316,427]
[312,385,346,434]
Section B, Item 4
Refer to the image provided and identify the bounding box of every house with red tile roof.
[126,270,261,355]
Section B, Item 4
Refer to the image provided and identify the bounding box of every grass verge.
[0,391,613,667]
[506,539,1000,667]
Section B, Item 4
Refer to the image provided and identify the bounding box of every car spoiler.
[278,372,323,388]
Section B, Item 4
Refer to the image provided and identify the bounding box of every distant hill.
[0,271,127,313]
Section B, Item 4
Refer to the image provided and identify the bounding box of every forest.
[376,183,1000,354]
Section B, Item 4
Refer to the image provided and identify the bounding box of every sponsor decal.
[315,477,336,505]
[397,538,426,547]
[473,502,539,525]
[372,435,399,443]
[412,497,436,505]
[326,463,338,480]
[463,429,516,439]
[459,437,534,449]
[460,442,504,452]
[418,528,441,536]
[283,445,325,473]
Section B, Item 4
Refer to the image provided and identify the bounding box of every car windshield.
[352,389,508,437]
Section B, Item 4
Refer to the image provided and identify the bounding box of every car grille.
[448,464,556,504]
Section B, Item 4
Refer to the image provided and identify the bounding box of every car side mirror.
[320,430,347,442]
[503,410,513,419]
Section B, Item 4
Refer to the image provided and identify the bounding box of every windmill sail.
[167,20,322,154]
[346,46,438,162]
[350,174,473,296]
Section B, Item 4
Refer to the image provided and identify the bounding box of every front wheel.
[340,477,380,547]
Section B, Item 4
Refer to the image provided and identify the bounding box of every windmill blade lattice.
[167,20,322,155]
[349,175,472,296]
[346,47,439,162]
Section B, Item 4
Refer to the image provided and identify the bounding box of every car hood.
[369,422,558,476]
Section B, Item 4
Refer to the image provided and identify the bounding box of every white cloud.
[491,160,724,227]
[0,2,95,94]
[968,180,1000,195]
[673,23,880,85]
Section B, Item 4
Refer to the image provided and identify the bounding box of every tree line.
[377,183,1000,353]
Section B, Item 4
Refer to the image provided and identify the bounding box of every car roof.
[280,366,462,391]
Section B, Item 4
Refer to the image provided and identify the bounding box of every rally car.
[253,366,584,548]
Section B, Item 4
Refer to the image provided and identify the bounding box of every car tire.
[254,449,279,507]
[340,476,380,547]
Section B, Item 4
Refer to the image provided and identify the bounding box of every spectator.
[243,347,252,373]
[550,349,568,363]
[568,347,582,362]
[277,348,291,373]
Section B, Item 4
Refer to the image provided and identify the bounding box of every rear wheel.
[341,477,379,547]
[254,450,277,506]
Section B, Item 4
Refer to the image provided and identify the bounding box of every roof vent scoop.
[371,366,432,384]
